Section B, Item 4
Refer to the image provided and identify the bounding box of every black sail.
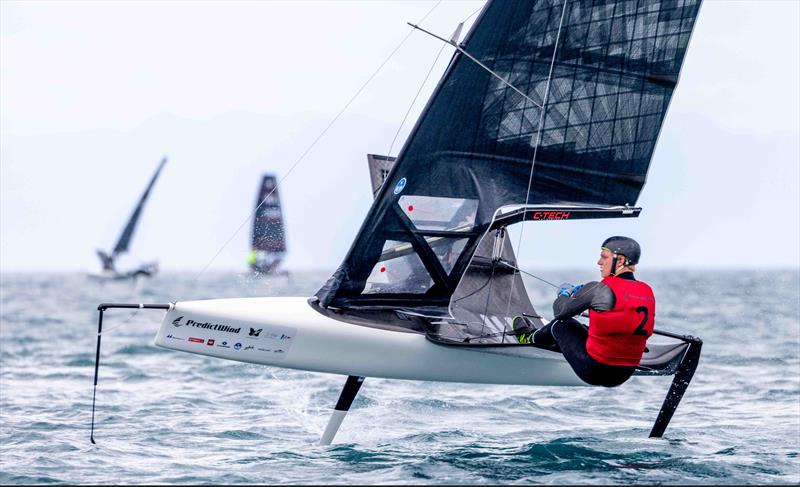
[250,174,286,273]
[113,157,167,255]
[317,0,702,310]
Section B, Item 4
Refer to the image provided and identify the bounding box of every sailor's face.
[598,249,614,278]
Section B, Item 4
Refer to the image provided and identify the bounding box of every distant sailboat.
[248,174,286,274]
[90,157,167,280]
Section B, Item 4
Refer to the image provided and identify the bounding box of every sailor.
[96,250,116,272]
[513,236,655,387]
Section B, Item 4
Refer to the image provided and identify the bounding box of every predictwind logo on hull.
[172,317,242,335]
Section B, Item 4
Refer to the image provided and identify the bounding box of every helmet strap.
[610,253,619,276]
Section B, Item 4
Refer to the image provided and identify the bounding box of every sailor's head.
[598,236,640,277]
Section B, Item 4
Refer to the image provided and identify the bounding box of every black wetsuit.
[533,272,638,387]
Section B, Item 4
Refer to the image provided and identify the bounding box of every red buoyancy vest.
[587,276,655,366]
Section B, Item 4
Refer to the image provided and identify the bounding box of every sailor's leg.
[320,375,364,445]
[530,320,557,347]
[552,319,634,387]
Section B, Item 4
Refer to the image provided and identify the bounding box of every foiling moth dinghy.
[91,0,704,444]
[89,156,167,281]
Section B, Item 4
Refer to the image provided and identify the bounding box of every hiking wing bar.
[491,204,641,230]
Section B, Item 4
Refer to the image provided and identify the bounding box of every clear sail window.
[427,237,469,275]
[398,196,478,232]
[363,240,434,294]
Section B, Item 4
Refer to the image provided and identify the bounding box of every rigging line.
[407,23,543,110]
[496,259,559,289]
[463,3,485,24]
[450,265,496,304]
[192,1,444,280]
[387,0,478,158]
[478,253,500,339]
[386,42,447,158]
[481,228,506,341]
[504,0,569,316]
[96,308,141,335]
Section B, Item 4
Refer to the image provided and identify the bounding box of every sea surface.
[1,269,798,485]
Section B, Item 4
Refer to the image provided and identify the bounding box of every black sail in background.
[317,0,702,310]
[112,157,167,256]
[252,174,286,253]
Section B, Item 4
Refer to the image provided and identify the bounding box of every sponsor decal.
[393,177,407,195]
[234,342,242,350]
[188,337,204,344]
[249,328,263,337]
[623,292,655,302]
[207,339,215,346]
[257,347,272,352]
[165,334,183,341]
[177,318,241,335]
[530,211,570,221]
[216,341,230,349]
[274,349,285,354]
[279,334,293,340]
[172,316,184,327]
[244,345,254,351]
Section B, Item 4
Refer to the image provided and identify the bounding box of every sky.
[1,0,798,274]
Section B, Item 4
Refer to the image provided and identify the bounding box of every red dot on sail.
[380,266,386,273]
[408,205,414,212]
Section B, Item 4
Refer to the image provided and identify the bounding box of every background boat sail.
[93,0,704,444]
[91,157,167,280]
[248,174,287,274]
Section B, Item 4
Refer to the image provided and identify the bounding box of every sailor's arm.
[552,281,615,319]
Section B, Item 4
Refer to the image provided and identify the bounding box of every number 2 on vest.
[633,306,649,336]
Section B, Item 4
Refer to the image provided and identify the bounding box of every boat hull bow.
[154,297,585,386]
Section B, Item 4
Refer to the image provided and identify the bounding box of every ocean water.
[1,269,798,485]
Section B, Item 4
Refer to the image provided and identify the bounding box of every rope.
[385,42,447,158]
[495,259,559,289]
[504,0,569,317]
[385,2,482,160]
[97,307,141,335]
[192,1,444,280]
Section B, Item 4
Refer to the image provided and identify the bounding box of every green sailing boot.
[511,315,537,344]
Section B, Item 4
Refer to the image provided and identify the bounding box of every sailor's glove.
[557,283,576,297]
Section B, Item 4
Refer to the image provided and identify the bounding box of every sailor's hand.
[557,282,576,297]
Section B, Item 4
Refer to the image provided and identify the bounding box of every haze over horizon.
[2,1,798,274]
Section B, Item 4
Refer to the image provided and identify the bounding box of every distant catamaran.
[93,0,705,445]
[248,174,286,274]
[91,157,166,281]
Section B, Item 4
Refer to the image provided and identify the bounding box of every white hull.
[154,297,585,386]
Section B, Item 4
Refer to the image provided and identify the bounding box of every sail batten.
[317,0,702,311]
